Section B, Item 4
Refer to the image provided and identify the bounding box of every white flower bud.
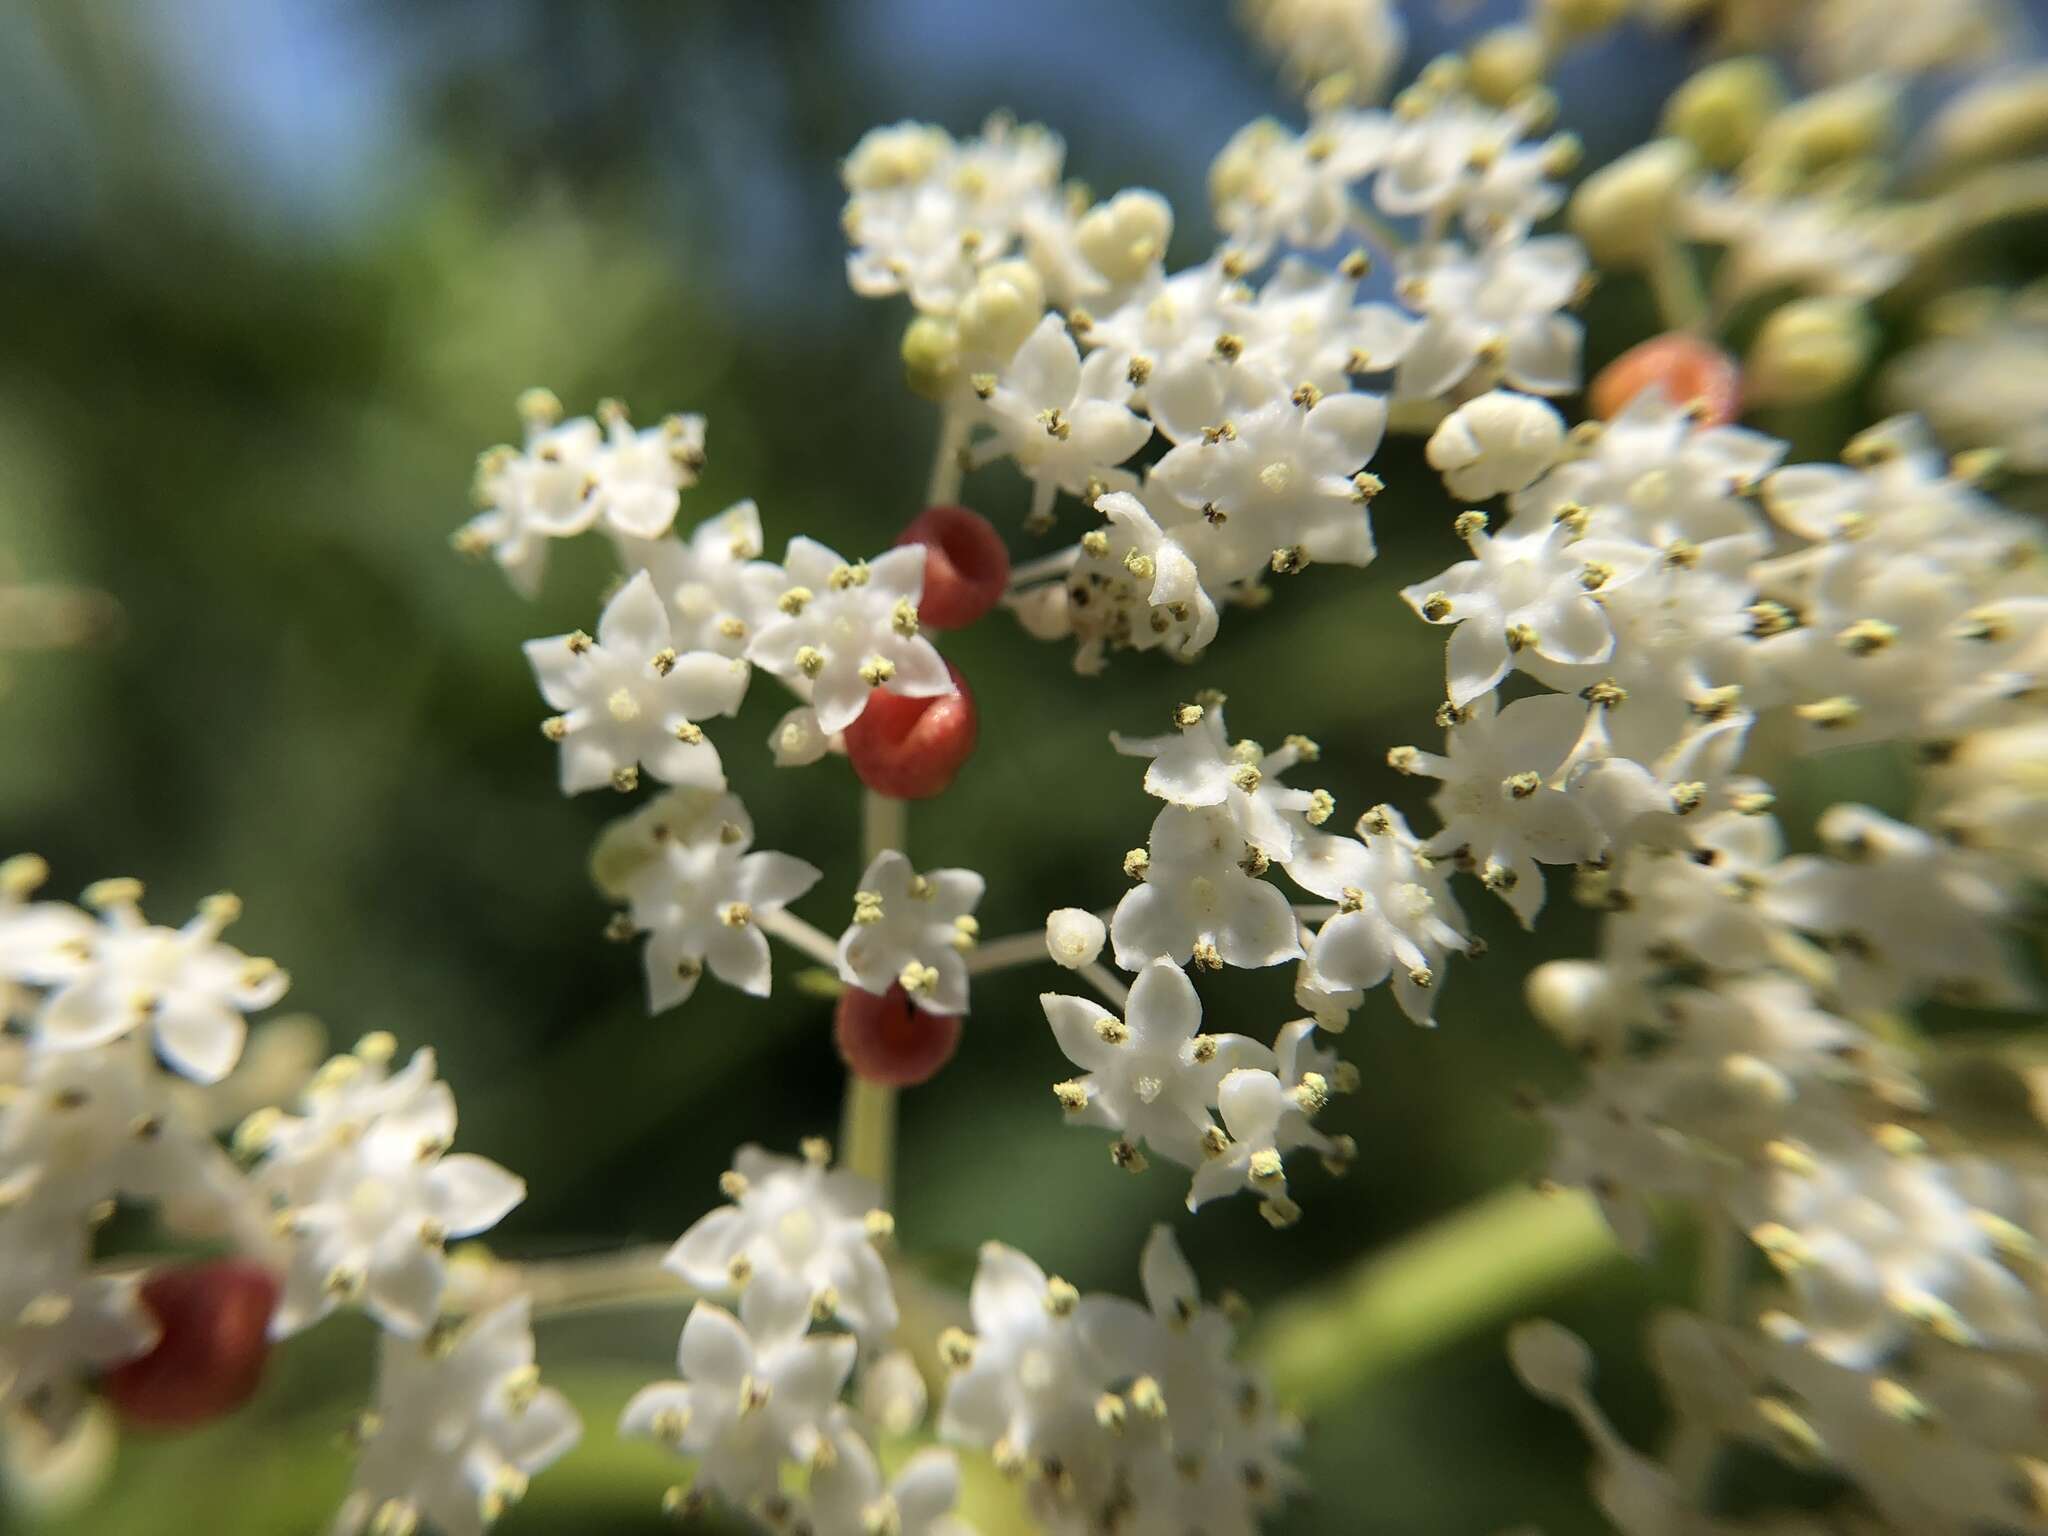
[1524,960,1617,1047]
[1748,78,1897,184]
[1569,139,1698,268]
[1469,26,1549,106]
[1425,391,1566,501]
[1045,908,1107,970]
[857,1348,930,1437]
[900,316,960,402]
[1662,57,1785,170]
[843,122,951,192]
[1744,296,1876,406]
[1535,0,1630,41]
[956,259,1045,362]
[1926,65,2048,177]
[1076,190,1173,286]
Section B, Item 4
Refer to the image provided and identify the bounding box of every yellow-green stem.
[1255,1184,1620,1411]
[1646,234,1710,334]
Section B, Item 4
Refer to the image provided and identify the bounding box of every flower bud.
[956,260,1044,362]
[1748,78,1897,186]
[1589,333,1741,425]
[894,505,1010,630]
[1210,119,1287,213]
[1076,190,1173,286]
[1469,26,1549,107]
[1926,66,2048,177]
[1524,959,1618,1047]
[835,983,961,1086]
[1743,297,1875,406]
[103,1261,279,1429]
[843,662,979,800]
[1535,0,1630,41]
[900,316,960,402]
[1568,139,1698,268]
[1426,390,1566,500]
[844,123,950,193]
[1045,908,1107,970]
[1662,57,1784,171]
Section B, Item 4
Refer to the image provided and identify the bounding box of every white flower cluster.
[0,864,284,1434]
[623,1140,970,1534]
[0,859,581,1532]
[460,394,982,1018]
[841,79,1591,675]
[937,1227,1298,1536]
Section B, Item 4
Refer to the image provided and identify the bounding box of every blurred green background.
[0,2,2041,1533]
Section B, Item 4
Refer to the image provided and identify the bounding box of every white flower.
[1234,257,1417,406]
[621,1271,857,1507]
[1286,811,1473,1027]
[1051,490,1219,672]
[746,539,953,737]
[1682,180,1907,310]
[842,117,1064,316]
[663,1143,897,1344]
[617,499,784,659]
[977,314,1152,524]
[1208,113,1386,259]
[525,571,750,795]
[1400,516,1643,707]
[613,795,822,1011]
[1044,908,1106,970]
[1425,390,1566,501]
[335,1297,580,1536]
[1389,691,1602,926]
[0,1033,227,1219]
[1043,958,1271,1169]
[1243,0,1406,104]
[252,1036,525,1339]
[1884,289,2048,473]
[1374,92,1566,240]
[37,881,286,1086]
[0,1210,154,1436]
[456,396,602,597]
[1110,806,1302,973]
[1186,1067,1311,1225]
[768,704,832,767]
[1085,256,1253,446]
[1393,235,1586,401]
[936,1242,1130,1495]
[836,851,984,1016]
[1768,804,2036,1012]
[1110,698,1326,863]
[1150,388,1386,582]
[586,403,707,540]
[811,1423,970,1536]
[1512,387,1782,550]
[0,856,94,1022]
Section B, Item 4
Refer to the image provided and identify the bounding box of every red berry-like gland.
[835,983,962,1087]
[894,505,1010,630]
[103,1259,280,1430]
[1588,333,1742,427]
[843,662,978,801]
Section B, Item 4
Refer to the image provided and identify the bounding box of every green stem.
[1254,1184,1620,1411]
[1646,235,1710,334]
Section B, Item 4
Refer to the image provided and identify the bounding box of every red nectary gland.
[894,505,1010,630]
[102,1259,281,1430]
[843,662,978,800]
[835,982,962,1086]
